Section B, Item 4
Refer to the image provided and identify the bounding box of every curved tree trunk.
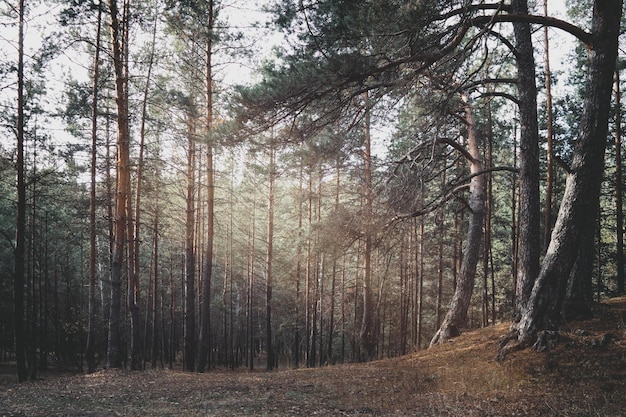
[516,0,622,343]
[430,92,485,346]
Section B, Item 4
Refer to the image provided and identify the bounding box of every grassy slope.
[1,296,625,416]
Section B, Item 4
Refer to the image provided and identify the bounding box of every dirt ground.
[1,297,625,416]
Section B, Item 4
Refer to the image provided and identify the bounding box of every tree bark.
[14,0,28,382]
[151,175,160,369]
[265,139,276,370]
[184,114,197,372]
[327,160,341,363]
[512,0,541,320]
[430,92,485,346]
[416,216,424,349]
[86,1,102,374]
[305,166,313,367]
[107,0,132,369]
[542,0,556,252]
[196,0,214,372]
[360,94,377,360]
[614,69,625,295]
[435,169,445,330]
[516,0,622,343]
[294,162,304,367]
[247,197,256,370]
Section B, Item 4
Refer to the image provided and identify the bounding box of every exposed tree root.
[495,330,526,362]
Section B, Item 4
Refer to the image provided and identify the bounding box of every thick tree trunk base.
[495,330,525,362]
[496,326,562,361]
[429,323,461,347]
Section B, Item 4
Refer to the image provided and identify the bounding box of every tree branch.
[472,14,592,47]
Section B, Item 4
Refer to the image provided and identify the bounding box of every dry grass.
[1,297,625,416]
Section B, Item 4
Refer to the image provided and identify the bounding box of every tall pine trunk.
[360,94,377,360]
[294,162,304,367]
[107,0,132,369]
[512,0,541,320]
[184,114,197,372]
[542,0,556,252]
[196,0,214,372]
[86,1,102,374]
[14,0,28,382]
[516,0,622,343]
[614,69,625,295]
[430,92,485,346]
[265,139,276,370]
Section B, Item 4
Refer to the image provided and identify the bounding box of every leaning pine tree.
[510,0,622,349]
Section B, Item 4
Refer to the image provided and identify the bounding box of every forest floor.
[1,296,625,417]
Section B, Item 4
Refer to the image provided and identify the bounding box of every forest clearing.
[3,0,626,406]
[2,297,625,416]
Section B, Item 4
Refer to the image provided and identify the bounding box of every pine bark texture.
[542,0,556,251]
[430,92,485,346]
[360,97,377,360]
[196,0,215,372]
[516,0,622,342]
[512,0,541,320]
[107,0,131,369]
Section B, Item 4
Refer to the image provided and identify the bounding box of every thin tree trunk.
[316,168,323,366]
[129,1,158,372]
[228,160,235,369]
[615,69,625,295]
[487,102,496,325]
[107,0,132,369]
[266,139,275,370]
[86,1,102,374]
[511,117,519,308]
[151,154,161,369]
[543,0,555,252]
[360,94,376,360]
[184,115,197,372]
[399,242,407,355]
[14,0,27,381]
[416,216,424,349]
[327,160,340,363]
[435,167,446,329]
[341,254,346,362]
[294,162,304,367]
[104,96,113,334]
[430,91,485,346]
[39,214,49,371]
[196,0,214,372]
[305,166,313,367]
[29,148,38,379]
